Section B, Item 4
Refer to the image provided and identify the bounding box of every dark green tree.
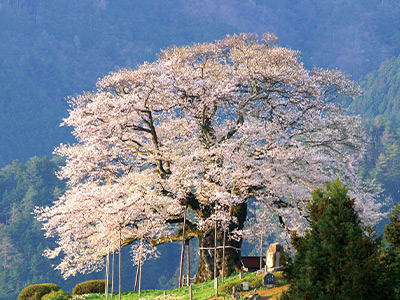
[385,203,400,248]
[380,203,400,299]
[282,179,383,300]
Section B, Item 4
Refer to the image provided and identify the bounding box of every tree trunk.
[194,202,247,283]
[195,229,243,282]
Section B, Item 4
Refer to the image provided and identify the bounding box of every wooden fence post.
[214,277,218,297]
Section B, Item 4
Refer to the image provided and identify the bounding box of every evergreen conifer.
[282,179,382,300]
[380,203,400,299]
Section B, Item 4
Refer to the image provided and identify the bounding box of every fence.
[101,272,252,300]
[152,272,246,300]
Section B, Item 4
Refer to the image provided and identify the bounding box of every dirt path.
[208,284,289,299]
[255,284,289,299]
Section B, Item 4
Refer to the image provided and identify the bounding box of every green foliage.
[379,203,400,299]
[361,119,400,200]
[72,280,106,295]
[18,283,60,300]
[41,290,72,300]
[379,248,400,300]
[350,55,400,128]
[282,179,383,300]
[385,201,400,249]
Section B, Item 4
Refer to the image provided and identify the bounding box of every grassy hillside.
[69,272,287,300]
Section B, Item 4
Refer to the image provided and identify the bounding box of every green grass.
[72,272,258,300]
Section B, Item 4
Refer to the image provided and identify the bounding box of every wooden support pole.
[111,251,115,296]
[222,230,226,282]
[134,263,140,291]
[186,240,190,286]
[105,252,109,299]
[178,206,187,288]
[138,239,143,298]
[260,234,263,270]
[119,230,122,300]
[138,259,142,298]
[214,220,217,279]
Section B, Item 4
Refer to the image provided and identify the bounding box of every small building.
[240,256,265,272]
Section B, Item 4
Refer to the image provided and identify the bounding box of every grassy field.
[72,272,287,300]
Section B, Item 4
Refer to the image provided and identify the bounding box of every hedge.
[41,290,72,300]
[72,280,106,295]
[18,283,61,300]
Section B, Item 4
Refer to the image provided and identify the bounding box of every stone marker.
[263,272,276,287]
[266,243,283,272]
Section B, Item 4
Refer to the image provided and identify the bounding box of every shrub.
[72,280,106,295]
[18,283,60,300]
[41,290,72,300]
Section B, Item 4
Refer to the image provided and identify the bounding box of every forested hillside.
[0,0,233,166]
[0,157,68,299]
[1,0,400,166]
[1,1,400,299]
[350,55,400,201]
[0,157,194,299]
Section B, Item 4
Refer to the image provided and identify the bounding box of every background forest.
[0,1,400,299]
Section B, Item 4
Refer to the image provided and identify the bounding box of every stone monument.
[263,272,276,287]
[266,243,283,272]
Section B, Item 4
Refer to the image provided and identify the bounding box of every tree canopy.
[36,33,384,280]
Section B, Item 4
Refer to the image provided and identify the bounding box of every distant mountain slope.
[0,0,234,166]
[350,54,400,127]
[1,0,400,167]
[180,0,400,77]
[349,55,400,200]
